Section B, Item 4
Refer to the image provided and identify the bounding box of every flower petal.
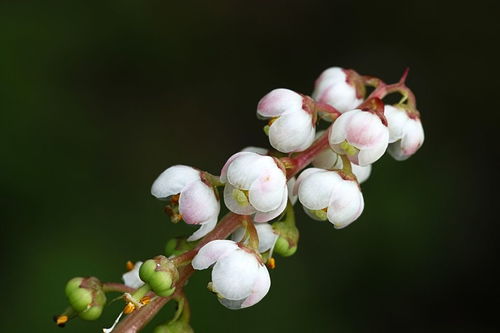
[400,118,424,156]
[191,240,239,270]
[385,105,409,143]
[356,130,388,166]
[313,67,346,100]
[179,180,219,225]
[122,261,144,289]
[240,146,269,155]
[257,88,302,118]
[223,183,257,215]
[254,187,288,222]
[249,167,286,212]
[298,170,342,210]
[187,217,218,241]
[241,264,271,308]
[268,110,315,153]
[312,147,342,169]
[151,165,200,199]
[212,250,259,300]
[287,177,298,205]
[318,81,362,113]
[345,112,388,150]
[327,180,364,228]
[329,110,360,145]
[255,223,279,253]
[218,297,246,310]
[220,152,254,183]
[352,164,372,184]
[227,154,276,190]
[293,167,324,195]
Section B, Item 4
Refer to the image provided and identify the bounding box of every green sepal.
[165,237,197,257]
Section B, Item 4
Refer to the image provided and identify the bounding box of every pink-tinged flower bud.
[384,105,424,161]
[191,240,271,310]
[221,152,288,222]
[151,165,220,241]
[294,168,364,229]
[329,109,389,166]
[257,88,316,153]
[231,223,279,253]
[312,143,372,183]
[313,67,364,113]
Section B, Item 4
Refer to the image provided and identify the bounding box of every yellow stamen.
[56,315,68,326]
[268,117,278,126]
[123,302,136,314]
[126,260,134,271]
[266,257,276,269]
[140,296,151,305]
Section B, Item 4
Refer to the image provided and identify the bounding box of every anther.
[54,315,68,327]
[123,302,136,314]
[140,296,151,305]
[266,257,276,269]
[126,260,134,271]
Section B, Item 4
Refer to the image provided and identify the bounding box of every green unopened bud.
[139,255,179,297]
[272,221,299,257]
[154,321,194,333]
[65,277,106,320]
[165,237,197,257]
[274,237,297,257]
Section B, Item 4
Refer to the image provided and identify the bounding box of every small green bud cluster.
[272,221,299,257]
[65,277,106,320]
[140,255,179,297]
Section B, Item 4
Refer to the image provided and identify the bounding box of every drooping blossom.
[151,165,220,241]
[241,146,298,205]
[221,152,288,222]
[191,240,271,310]
[294,168,364,229]
[384,105,425,160]
[313,67,363,113]
[257,88,316,153]
[329,109,389,166]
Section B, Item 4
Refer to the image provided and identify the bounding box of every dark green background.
[1,0,497,332]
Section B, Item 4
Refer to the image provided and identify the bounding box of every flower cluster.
[56,66,424,332]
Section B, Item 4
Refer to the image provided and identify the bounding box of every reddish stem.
[287,133,330,178]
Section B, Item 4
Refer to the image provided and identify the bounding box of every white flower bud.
[295,168,364,228]
[151,165,220,241]
[192,240,271,309]
[221,152,288,222]
[329,109,389,166]
[257,88,316,153]
[384,105,424,160]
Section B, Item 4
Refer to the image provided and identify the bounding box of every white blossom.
[257,88,316,153]
[329,109,389,166]
[294,168,364,228]
[221,152,288,222]
[313,67,363,113]
[192,240,271,309]
[384,105,425,161]
[151,165,220,241]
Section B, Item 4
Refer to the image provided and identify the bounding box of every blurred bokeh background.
[1,0,498,332]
